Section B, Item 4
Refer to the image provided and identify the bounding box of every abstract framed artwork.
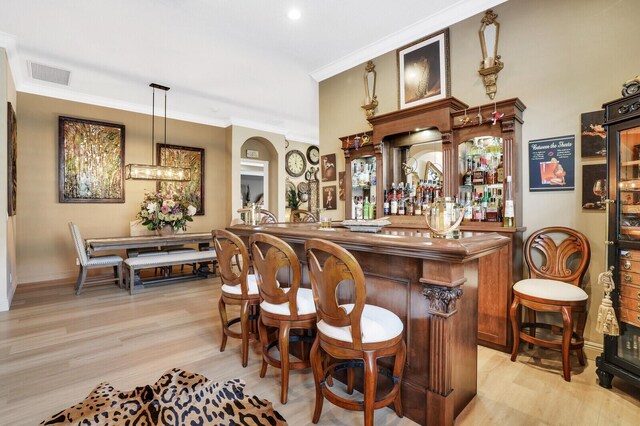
[321,153,336,182]
[580,110,606,157]
[323,185,336,210]
[157,144,205,215]
[397,29,450,109]
[7,102,17,215]
[58,116,125,203]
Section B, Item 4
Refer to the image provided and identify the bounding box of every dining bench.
[124,251,217,294]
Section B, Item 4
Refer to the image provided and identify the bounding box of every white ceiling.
[0,0,506,144]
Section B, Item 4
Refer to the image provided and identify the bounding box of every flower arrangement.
[137,188,197,232]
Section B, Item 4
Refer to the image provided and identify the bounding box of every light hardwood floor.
[0,277,638,425]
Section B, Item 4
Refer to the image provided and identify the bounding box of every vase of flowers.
[137,188,197,234]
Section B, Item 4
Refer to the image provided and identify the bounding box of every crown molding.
[310,0,508,82]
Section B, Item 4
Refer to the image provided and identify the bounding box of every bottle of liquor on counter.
[390,184,398,215]
[486,197,499,222]
[472,159,485,185]
[473,194,483,222]
[496,156,504,183]
[481,191,489,221]
[503,175,515,227]
[371,194,377,219]
[383,190,390,215]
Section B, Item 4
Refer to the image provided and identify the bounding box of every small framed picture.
[397,29,450,109]
[321,153,336,182]
[580,110,606,157]
[323,186,336,210]
[582,164,607,210]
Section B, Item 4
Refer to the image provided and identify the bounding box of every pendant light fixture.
[125,83,191,181]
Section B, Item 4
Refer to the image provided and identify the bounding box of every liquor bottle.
[390,184,398,215]
[486,197,499,222]
[371,194,377,219]
[463,158,473,186]
[352,162,359,187]
[481,191,489,221]
[383,190,390,215]
[363,197,371,220]
[472,194,483,222]
[472,159,485,185]
[370,161,377,186]
[351,196,357,220]
[361,162,369,186]
[417,179,424,201]
[398,195,406,216]
[496,156,505,183]
[463,192,473,222]
[407,196,414,216]
[414,196,422,216]
[503,175,515,227]
[355,197,364,220]
[486,163,496,185]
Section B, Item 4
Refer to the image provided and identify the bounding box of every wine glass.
[593,179,607,208]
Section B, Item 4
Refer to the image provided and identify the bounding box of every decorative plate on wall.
[285,149,306,177]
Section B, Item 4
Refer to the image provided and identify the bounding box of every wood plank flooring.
[0,277,638,425]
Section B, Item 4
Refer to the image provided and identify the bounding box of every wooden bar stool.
[213,229,260,367]
[249,233,316,404]
[305,238,405,426]
[510,227,591,381]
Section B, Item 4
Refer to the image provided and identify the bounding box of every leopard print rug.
[40,368,287,425]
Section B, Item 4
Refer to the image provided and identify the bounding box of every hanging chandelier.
[125,83,191,181]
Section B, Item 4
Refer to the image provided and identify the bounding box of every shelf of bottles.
[381,177,442,218]
[618,128,640,240]
[618,323,640,363]
[351,156,377,220]
[458,136,513,225]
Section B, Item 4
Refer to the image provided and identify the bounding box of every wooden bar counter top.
[229,223,509,426]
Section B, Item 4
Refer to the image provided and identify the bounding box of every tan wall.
[16,93,227,284]
[319,0,640,346]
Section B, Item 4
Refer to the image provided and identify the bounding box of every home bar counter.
[229,223,510,426]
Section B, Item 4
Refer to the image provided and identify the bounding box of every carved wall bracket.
[422,285,463,317]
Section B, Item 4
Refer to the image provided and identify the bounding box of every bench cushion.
[125,251,216,268]
[86,255,123,267]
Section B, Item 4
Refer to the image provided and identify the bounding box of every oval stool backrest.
[291,210,317,223]
[259,209,278,224]
[305,238,366,350]
[250,233,301,318]
[213,229,250,297]
[525,226,591,286]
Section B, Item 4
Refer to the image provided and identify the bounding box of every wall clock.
[285,149,306,177]
[307,145,320,165]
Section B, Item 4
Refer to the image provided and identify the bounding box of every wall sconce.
[478,10,503,100]
[361,60,378,120]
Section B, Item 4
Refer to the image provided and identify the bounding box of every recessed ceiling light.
[288,8,301,20]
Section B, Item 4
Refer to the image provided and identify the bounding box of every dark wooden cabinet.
[596,91,640,390]
[340,97,526,352]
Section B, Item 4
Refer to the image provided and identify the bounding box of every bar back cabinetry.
[340,98,526,352]
[596,91,640,389]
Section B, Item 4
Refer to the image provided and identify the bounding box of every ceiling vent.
[28,61,70,85]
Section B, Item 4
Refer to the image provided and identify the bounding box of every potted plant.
[286,188,300,222]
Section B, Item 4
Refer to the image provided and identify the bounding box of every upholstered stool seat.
[221,274,260,296]
[260,287,315,316]
[513,279,588,302]
[249,233,317,404]
[317,304,403,344]
[510,227,591,382]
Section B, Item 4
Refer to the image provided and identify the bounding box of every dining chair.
[510,227,591,381]
[68,222,123,295]
[213,229,260,367]
[305,238,405,426]
[290,209,317,223]
[249,233,316,404]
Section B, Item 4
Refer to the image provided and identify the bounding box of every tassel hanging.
[595,268,620,336]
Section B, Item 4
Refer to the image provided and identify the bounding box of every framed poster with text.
[528,135,575,192]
